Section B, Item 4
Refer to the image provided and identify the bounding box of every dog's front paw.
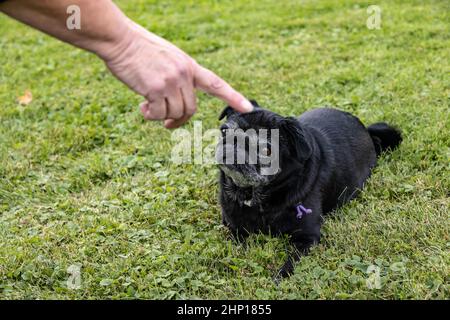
[273,260,295,284]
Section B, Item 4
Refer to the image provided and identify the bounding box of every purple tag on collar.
[296,204,312,219]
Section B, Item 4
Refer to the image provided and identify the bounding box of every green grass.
[0,0,449,299]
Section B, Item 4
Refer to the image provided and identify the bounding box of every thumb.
[193,64,253,113]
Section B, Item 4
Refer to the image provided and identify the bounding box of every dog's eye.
[221,128,227,136]
[261,146,271,156]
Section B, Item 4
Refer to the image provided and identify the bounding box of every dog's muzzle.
[215,142,270,187]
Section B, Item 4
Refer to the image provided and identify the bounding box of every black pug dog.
[216,100,402,279]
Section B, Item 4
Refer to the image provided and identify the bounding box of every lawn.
[0,0,448,299]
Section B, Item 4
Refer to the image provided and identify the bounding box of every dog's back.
[298,108,400,213]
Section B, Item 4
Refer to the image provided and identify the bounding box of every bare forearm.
[0,0,252,126]
[0,0,130,59]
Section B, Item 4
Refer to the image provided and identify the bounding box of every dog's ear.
[219,100,262,120]
[281,117,312,161]
[249,100,262,108]
[219,106,236,120]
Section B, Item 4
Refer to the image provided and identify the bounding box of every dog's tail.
[368,122,402,157]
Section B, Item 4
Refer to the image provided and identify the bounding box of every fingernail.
[241,99,254,112]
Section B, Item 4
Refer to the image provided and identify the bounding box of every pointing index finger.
[193,64,253,113]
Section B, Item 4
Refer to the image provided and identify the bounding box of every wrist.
[89,16,136,62]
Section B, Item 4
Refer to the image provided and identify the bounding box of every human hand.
[101,21,253,128]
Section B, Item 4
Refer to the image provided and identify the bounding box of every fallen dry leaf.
[18,89,33,105]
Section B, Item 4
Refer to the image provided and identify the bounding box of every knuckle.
[209,75,224,90]
[164,75,175,84]
[177,64,189,77]
[164,68,180,84]
[142,110,153,120]
[168,109,183,120]
[149,109,165,120]
[186,104,197,116]
[145,103,166,120]
[150,81,165,94]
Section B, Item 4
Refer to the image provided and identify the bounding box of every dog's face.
[216,101,312,188]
